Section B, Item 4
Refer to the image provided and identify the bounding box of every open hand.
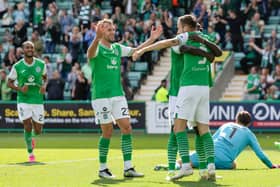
[39,85,46,94]
[20,85,28,93]
[150,25,163,41]
[272,164,280,169]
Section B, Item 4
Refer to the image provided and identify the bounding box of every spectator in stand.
[0,69,12,101]
[155,79,168,103]
[112,6,127,33]
[111,0,124,13]
[141,0,157,22]
[243,66,260,100]
[2,30,13,54]
[46,70,65,100]
[12,20,27,48]
[68,26,83,64]
[249,40,275,74]
[0,44,4,68]
[207,25,220,44]
[259,74,269,100]
[225,10,243,52]
[266,85,279,100]
[92,6,102,22]
[72,71,89,100]
[270,0,280,16]
[272,64,280,90]
[84,22,97,50]
[46,2,59,24]
[31,31,44,58]
[243,0,259,21]
[32,0,44,35]
[79,0,91,29]
[212,9,227,48]
[193,0,209,32]
[15,47,23,61]
[44,16,61,53]
[240,38,259,74]
[57,45,72,80]
[59,9,75,44]
[1,6,13,27]
[245,12,264,47]
[67,65,78,96]
[3,47,16,70]
[13,2,29,24]
[0,0,8,19]
[160,9,173,39]
[43,56,53,80]
[267,29,280,52]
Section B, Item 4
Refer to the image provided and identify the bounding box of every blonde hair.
[99,18,113,25]
[22,41,34,48]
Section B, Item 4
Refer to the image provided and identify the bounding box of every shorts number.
[38,115,43,122]
[121,108,129,116]
[229,127,237,139]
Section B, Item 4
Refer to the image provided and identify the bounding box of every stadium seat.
[131,62,148,77]
[264,25,277,34]
[127,72,142,81]
[268,16,280,25]
[233,52,245,69]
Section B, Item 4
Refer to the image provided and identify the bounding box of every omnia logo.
[252,103,280,120]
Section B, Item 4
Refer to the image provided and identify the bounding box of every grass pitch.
[0,133,279,187]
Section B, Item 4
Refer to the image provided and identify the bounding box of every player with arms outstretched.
[87,19,162,179]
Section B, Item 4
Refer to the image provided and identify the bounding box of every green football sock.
[201,132,215,164]
[121,134,132,161]
[167,129,178,170]
[24,131,33,154]
[175,131,190,163]
[32,130,38,137]
[98,136,110,163]
[195,134,207,169]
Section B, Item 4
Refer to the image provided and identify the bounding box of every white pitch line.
[0,153,165,168]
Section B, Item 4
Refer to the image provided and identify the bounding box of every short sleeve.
[171,46,180,54]
[42,64,47,75]
[7,66,17,80]
[119,44,134,57]
[176,32,189,45]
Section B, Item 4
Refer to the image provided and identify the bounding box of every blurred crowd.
[0,0,279,101]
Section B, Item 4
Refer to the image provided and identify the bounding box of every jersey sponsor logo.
[36,66,41,73]
[27,75,35,83]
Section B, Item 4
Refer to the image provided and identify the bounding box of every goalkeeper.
[156,110,280,170]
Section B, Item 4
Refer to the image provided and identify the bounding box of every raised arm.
[249,42,263,54]
[86,22,104,59]
[131,25,163,53]
[188,34,222,57]
[132,38,179,61]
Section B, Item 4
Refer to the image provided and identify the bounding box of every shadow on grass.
[234,168,265,171]
[91,178,132,186]
[9,161,46,166]
[173,180,231,187]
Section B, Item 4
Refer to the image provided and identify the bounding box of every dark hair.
[236,111,251,126]
[178,15,197,29]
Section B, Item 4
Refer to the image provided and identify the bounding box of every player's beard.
[25,52,34,58]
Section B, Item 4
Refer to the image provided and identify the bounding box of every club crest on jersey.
[114,49,119,56]
[36,66,41,73]
[28,75,35,83]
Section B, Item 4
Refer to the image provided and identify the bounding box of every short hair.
[22,41,34,48]
[236,111,251,126]
[178,15,197,29]
[99,18,113,25]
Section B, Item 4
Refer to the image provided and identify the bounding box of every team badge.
[36,66,41,73]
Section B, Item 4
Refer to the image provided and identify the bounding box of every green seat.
[129,80,139,90]
[132,62,148,72]
[234,52,245,69]
[57,2,73,10]
[268,16,280,25]
[264,25,277,34]
[127,72,142,81]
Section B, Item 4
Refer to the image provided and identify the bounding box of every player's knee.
[120,125,132,134]
[102,130,113,138]
[34,129,42,135]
